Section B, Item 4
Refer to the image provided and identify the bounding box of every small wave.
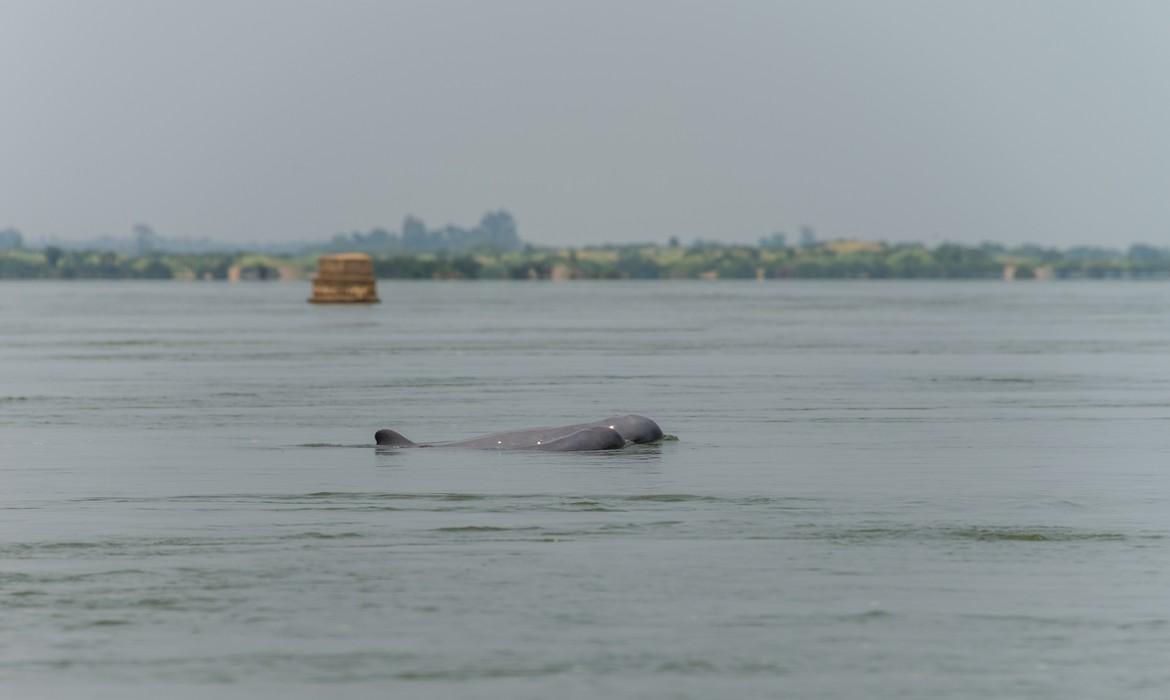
[278,531,364,540]
[0,569,148,585]
[810,525,1136,543]
[285,492,492,502]
[601,520,682,531]
[625,494,719,503]
[76,340,160,348]
[838,609,892,622]
[654,659,719,673]
[948,527,1127,542]
[542,521,684,537]
[79,619,132,628]
[560,498,618,512]
[620,656,790,676]
[0,538,240,559]
[24,541,105,551]
[432,526,539,533]
[0,395,50,403]
[961,376,1041,384]
[1118,619,1170,630]
[959,613,1099,627]
[72,491,817,511]
[393,662,574,681]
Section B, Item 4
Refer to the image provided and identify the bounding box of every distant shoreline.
[5,278,1168,283]
[3,241,1168,281]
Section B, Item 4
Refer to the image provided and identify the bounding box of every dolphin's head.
[603,415,664,444]
[375,429,416,447]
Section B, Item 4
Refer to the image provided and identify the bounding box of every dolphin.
[374,414,664,451]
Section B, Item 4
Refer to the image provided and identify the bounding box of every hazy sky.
[2,0,1168,246]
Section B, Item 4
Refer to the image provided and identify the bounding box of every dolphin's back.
[444,422,592,449]
[536,426,625,451]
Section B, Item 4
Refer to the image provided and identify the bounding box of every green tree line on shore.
[3,241,1170,281]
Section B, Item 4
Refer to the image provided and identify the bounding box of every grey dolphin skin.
[374,414,664,452]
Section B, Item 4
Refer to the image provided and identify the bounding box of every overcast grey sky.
[2,0,1168,246]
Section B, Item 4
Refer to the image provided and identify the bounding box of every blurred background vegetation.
[5,240,1170,281]
[3,214,1169,280]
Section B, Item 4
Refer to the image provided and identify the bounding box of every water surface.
[2,281,1169,698]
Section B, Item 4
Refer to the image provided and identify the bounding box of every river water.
[2,281,1169,699]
